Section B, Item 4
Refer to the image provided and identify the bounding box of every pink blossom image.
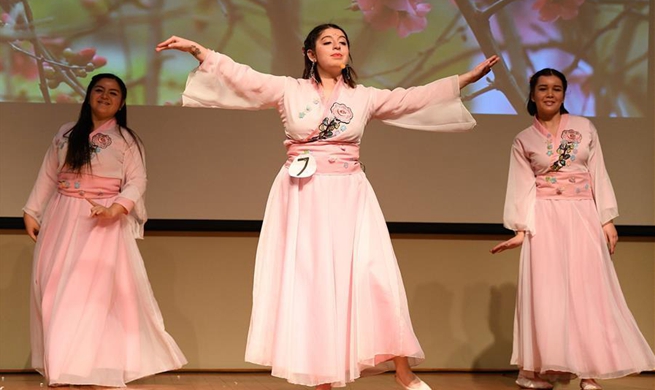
[533,0,585,22]
[561,129,582,143]
[91,133,113,149]
[0,45,39,80]
[354,0,431,38]
[330,102,354,123]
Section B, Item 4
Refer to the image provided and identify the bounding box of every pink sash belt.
[284,142,363,174]
[536,172,592,199]
[57,173,121,199]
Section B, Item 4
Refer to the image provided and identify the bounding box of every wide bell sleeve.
[114,137,148,239]
[23,134,63,224]
[587,122,619,225]
[371,75,476,132]
[503,137,537,235]
[182,50,287,110]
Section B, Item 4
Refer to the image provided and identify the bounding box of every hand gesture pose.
[85,198,127,219]
[490,231,524,254]
[156,36,208,62]
[459,55,500,88]
[23,212,40,242]
[602,222,618,255]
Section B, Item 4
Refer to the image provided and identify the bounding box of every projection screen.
[1,0,653,227]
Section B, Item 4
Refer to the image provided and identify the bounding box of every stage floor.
[1,372,653,389]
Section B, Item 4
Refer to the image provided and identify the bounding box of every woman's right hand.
[490,231,525,254]
[23,212,40,242]
[156,36,208,62]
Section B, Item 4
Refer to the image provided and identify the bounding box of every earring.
[343,64,352,83]
[309,61,317,83]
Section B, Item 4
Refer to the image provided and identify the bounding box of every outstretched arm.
[156,36,209,63]
[157,35,286,110]
[458,55,500,89]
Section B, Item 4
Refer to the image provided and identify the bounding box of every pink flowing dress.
[24,119,187,387]
[183,51,476,387]
[503,114,655,380]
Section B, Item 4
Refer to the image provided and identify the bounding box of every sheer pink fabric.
[25,120,186,386]
[503,115,655,380]
[184,51,476,386]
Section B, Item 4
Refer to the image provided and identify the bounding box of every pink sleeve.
[182,51,286,110]
[372,75,477,132]
[587,123,619,224]
[23,136,61,223]
[115,138,147,238]
[503,137,537,235]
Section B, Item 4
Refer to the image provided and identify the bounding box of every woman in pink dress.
[491,68,655,390]
[23,73,187,387]
[156,24,498,389]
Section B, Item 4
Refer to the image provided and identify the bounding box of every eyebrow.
[320,35,346,41]
[95,86,121,92]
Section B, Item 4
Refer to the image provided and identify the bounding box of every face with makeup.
[307,27,350,78]
[88,77,124,124]
[531,75,565,119]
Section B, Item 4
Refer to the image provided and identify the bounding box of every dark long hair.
[302,23,358,88]
[64,73,142,173]
[527,68,569,116]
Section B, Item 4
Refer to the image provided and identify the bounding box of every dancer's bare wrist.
[189,45,206,62]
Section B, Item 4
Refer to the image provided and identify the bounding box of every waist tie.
[57,173,121,199]
[535,172,592,199]
[285,142,362,175]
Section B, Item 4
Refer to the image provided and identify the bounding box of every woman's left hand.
[602,221,618,255]
[85,198,127,219]
[459,55,500,89]
[490,231,525,254]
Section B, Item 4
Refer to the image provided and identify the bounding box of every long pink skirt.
[31,193,187,387]
[512,198,655,379]
[245,168,424,387]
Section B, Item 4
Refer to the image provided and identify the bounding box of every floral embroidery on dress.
[298,99,320,119]
[309,102,354,142]
[562,129,582,143]
[330,102,353,123]
[91,133,112,149]
[90,133,112,158]
[550,129,582,172]
[57,134,71,150]
[545,133,554,156]
[310,117,341,141]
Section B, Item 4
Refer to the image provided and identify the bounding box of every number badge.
[288,153,317,178]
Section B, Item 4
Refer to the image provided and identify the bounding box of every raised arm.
[371,55,499,132]
[156,36,209,63]
[458,55,500,89]
[156,36,287,110]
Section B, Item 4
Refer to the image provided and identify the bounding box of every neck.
[317,67,341,86]
[536,112,561,134]
[320,77,339,89]
[92,116,114,130]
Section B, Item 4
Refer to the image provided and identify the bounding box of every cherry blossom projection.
[0,0,649,117]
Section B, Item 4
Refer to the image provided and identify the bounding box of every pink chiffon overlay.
[245,143,423,386]
[24,120,186,387]
[504,115,655,380]
[183,51,476,387]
